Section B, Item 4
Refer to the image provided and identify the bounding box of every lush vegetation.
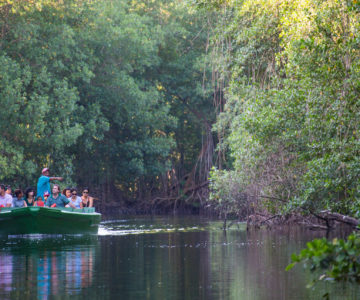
[1,0,360,219]
[196,0,360,288]
[0,0,215,208]
[286,233,360,286]
[1,0,360,291]
[202,0,360,218]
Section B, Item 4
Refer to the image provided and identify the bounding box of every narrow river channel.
[0,216,358,299]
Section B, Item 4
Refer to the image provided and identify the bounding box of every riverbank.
[96,198,359,235]
[246,212,360,232]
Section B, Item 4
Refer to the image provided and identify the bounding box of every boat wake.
[98,219,202,236]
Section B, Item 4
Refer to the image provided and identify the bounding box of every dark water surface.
[0,216,359,299]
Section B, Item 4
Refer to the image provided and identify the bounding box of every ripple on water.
[97,226,203,236]
[97,221,204,236]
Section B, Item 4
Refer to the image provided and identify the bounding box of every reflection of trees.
[0,237,97,299]
[0,255,12,294]
[98,231,212,300]
[169,232,211,300]
[2,223,357,299]
[208,227,356,300]
[243,228,311,300]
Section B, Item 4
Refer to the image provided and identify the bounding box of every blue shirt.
[37,175,50,199]
[12,197,25,207]
[46,194,69,207]
[68,196,82,208]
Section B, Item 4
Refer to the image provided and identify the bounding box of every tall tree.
[205,0,360,216]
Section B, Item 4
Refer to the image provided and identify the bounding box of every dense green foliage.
[205,0,360,216]
[0,0,214,205]
[2,0,360,291]
[286,233,360,286]
[200,1,360,290]
[1,0,360,215]
[208,168,249,219]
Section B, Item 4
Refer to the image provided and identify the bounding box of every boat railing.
[0,207,97,213]
[61,207,97,213]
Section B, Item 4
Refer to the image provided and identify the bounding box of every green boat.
[0,206,101,234]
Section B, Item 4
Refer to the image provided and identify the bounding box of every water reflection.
[0,255,12,293]
[0,218,359,299]
[0,235,97,299]
[207,227,359,300]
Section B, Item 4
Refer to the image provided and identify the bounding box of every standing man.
[0,184,13,207]
[37,168,63,199]
[46,184,76,208]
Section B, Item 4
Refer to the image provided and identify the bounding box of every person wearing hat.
[44,191,50,202]
[36,168,63,200]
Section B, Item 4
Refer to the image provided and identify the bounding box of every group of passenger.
[0,168,93,209]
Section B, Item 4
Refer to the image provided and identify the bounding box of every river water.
[0,216,359,299]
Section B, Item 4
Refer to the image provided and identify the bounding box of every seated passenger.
[62,187,71,199]
[6,186,12,196]
[35,195,45,207]
[24,187,36,207]
[0,184,12,207]
[46,184,76,208]
[66,188,81,209]
[12,189,27,208]
[80,188,93,208]
[5,185,13,205]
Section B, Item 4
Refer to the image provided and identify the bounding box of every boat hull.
[0,207,101,234]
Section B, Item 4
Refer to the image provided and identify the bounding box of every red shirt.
[36,200,45,207]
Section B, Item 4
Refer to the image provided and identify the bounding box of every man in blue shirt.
[46,184,76,208]
[37,168,63,199]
